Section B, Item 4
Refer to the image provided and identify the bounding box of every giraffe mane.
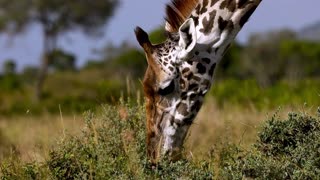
[165,0,199,33]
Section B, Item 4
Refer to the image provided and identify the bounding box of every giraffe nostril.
[158,81,175,96]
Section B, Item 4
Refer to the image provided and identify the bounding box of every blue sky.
[0,0,320,71]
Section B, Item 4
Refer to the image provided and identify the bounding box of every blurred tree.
[3,60,16,75]
[48,49,76,71]
[101,41,133,60]
[148,27,166,44]
[83,60,105,70]
[22,66,39,83]
[215,42,243,79]
[0,0,119,100]
[0,60,21,91]
[241,29,297,87]
[108,49,146,78]
[280,40,320,81]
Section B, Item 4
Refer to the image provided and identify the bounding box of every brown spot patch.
[191,15,199,27]
[177,103,189,116]
[210,0,219,7]
[196,63,206,74]
[220,0,236,12]
[192,100,202,112]
[199,10,217,34]
[192,75,201,82]
[238,0,251,8]
[190,93,197,100]
[187,60,194,65]
[218,16,228,31]
[200,0,209,14]
[182,67,190,74]
[187,72,194,80]
[202,58,211,64]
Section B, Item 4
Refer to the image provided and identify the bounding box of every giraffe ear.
[178,18,197,59]
[135,26,153,52]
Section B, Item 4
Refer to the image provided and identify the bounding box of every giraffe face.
[135,20,199,163]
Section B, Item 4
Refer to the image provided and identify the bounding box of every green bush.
[210,78,320,109]
[0,75,22,92]
[0,159,48,179]
[220,111,320,179]
[2,103,320,179]
[45,102,213,179]
[108,49,147,78]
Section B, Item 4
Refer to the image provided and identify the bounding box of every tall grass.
[1,101,319,179]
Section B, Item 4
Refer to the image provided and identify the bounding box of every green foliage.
[0,0,120,100]
[2,60,16,75]
[220,112,320,179]
[210,78,320,109]
[149,160,213,179]
[279,40,320,78]
[215,43,244,79]
[83,60,104,70]
[217,30,320,87]
[1,28,320,115]
[149,27,167,44]
[0,102,213,179]
[46,102,213,179]
[1,103,320,179]
[108,49,147,78]
[0,160,48,179]
[0,1,30,32]
[0,75,21,92]
[21,66,39,83]
[0,0,119,35]
[48,49,76,71]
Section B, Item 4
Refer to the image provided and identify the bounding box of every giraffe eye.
[158,81,175,96]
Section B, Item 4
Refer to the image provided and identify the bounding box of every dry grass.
[0,99,316,164]
[0,114,84,162]
[185,99,317,156]
[185,99,263,156]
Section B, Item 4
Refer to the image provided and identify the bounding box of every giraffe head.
[135,18,198,163]
[134,0,262,164]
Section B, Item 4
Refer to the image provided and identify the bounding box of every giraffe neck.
[154,0,262,159]
[162,44,219,154]
[190,0,259,49]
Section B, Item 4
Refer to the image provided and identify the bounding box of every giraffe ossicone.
[135,0,262,164]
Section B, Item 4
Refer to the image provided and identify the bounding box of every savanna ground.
[1,82,319,179]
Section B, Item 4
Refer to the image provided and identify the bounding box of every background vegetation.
[1,102,319,179]
[0,1,320,179]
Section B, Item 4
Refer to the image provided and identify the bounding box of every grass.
[0,99,270,164]
[1,99,319,179]
[0,114,84,162]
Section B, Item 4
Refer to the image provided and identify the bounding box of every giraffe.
[134,0,262,164]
